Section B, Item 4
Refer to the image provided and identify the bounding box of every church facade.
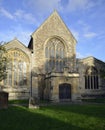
[1,11,105,102]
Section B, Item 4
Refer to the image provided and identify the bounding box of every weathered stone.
[0,11,105,102]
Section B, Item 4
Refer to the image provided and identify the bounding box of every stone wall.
[45,71,80,102]
[32,11,77,74]
[78,56,105,98]
[0,39,32,100]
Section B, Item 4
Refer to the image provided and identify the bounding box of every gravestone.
[29,97,39,109]
[0,91,8,109]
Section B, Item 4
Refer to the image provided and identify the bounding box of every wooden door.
[59,83,71,99]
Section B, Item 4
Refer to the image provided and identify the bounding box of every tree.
[100,69,105,79]
[0,42,8,81]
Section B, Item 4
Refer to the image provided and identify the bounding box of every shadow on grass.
[40,104,105,130]
[44,104,105,119]
[0,106,84,130]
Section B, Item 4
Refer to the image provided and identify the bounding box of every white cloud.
[76,52,84,58]
[64,0,95,12]
[0,7,38,25]
[84,32,97,38]
[14,10,24,18]
[97,31,105,40]
[77,20,98,39]
[71,29,79,41]
[0,7,14,19]
[76,52,92,58]
[0,25,32,46]
[25,0,61,12]
[0,0,2,5]
[24,0,95,13]
[14,9,38,24]
[77,20,91,32]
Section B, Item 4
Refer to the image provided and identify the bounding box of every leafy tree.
[100,69,105,79]
[0,42,8,81]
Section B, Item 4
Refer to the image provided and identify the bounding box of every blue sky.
[0,0,105,61]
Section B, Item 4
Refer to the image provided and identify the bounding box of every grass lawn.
[0,104,105,130]
[82,98,105,103]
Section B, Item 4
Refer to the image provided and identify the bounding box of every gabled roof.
[31,10,77,43]
[4,38,31,52]
[80,56,105,64]
[4,38,26,47]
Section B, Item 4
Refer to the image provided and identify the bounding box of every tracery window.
[4,49,29,87]
[85,66,99,89]
[45,38,66,72]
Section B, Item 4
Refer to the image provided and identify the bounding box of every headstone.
[29,97,39,109]
[0,91,8,109]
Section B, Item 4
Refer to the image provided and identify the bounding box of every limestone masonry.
[1,11,105,102]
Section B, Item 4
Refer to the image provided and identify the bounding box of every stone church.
[1,11,105,102]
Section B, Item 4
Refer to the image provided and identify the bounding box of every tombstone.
[0,91,8,109]
[29,97,39,109]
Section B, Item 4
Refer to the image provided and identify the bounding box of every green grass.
[82,98,105,103]
[9,99,29,105]
[0,104,105,130]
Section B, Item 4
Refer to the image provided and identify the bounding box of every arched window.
[45,38,65,72]
[4,49,29,87]
[4,61,12,86]
[85,66,99,89]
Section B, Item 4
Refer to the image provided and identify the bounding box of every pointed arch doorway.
[59,83,71,100]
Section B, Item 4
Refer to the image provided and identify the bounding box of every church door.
[59,83,71,100]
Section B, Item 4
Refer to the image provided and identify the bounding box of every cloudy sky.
[0,0,105,61]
